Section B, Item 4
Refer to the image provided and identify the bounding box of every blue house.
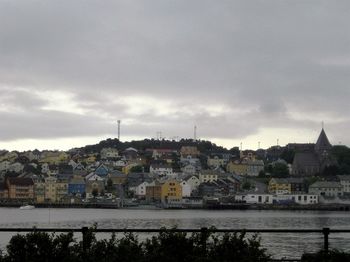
[68,175,86,196]
[95,164,109,177]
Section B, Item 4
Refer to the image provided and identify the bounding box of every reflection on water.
[1,208,350,259]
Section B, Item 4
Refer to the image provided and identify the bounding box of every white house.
[100,148,119,159]
[309,181,343,197]
[273,194,318,205]
[180,181,192,197]
[114,160,127,168]
[182,164,197,175]
[337,175,350,193]
[150,164,173,176]
[131,181,150,198]
[244,194,273,204]
[185,175,201,189]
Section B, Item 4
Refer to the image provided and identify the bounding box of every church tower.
[314,128,332,157]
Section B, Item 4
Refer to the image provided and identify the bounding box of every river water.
[1,207,350,259]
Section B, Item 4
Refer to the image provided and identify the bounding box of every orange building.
[146,183,162,202]
[7,177,34,200]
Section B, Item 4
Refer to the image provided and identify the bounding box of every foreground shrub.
[0,228,271,262]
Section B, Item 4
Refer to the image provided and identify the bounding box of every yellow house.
[122,163,139,174]
[207,156,226,167]
[84,154,97,164]
[44,176,68,203]
[40,151,69,165]
[268,178,291,194]
[160,180,182,203]
[34,180,45,203]
[226,161,248,175]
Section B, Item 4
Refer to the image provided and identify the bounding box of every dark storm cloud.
[0,0,349,146]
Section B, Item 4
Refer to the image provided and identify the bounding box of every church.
[291,128,337,176]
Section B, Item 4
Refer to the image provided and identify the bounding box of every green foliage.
[0,228,271,262]
[242,181,252,190]
[81,138,230,155]
[332,145,350,175]
[130,165,144,173]
[272,162,289,177]
[209,232,269,262]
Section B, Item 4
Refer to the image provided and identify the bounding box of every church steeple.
[315,128,332,154]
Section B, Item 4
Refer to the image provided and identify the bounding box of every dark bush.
[0,228,272,262]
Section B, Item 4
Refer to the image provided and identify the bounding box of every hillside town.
[0,128,349,209]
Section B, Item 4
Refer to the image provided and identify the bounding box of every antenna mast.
[194,125,197,141]
[117,120,121,141]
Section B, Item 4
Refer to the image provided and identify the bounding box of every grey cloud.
[0,0,349,146]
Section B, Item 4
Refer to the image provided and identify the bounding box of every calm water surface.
[1,207,350,259]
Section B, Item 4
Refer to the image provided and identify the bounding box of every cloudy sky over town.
[0,0,349,151]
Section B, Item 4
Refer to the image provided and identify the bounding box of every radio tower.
[117,120,121,141]
[194,125,197,142]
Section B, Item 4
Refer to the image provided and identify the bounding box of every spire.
[315,128,332,153]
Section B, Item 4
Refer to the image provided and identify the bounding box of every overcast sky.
[0,0,349,151]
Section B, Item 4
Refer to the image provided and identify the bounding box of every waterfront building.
[34,179,45,203]
[160,180,182,204]
[244,194,273,204]
[337,175,350,193]
[268,178,306,195]
[68,175,86,196]
[182,196,204,208]
[129,181,150,199]
[0,183,8,199]
[273,194,318,205]
[44,176,68,203]
[309,181,343,197]
[145,181,162,202]
[6,177,34,200]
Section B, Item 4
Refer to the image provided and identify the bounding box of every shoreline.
[1,202,350,211]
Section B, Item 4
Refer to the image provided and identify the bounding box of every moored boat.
[19,205,35,210]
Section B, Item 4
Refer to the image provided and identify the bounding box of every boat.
[19,205,35,210]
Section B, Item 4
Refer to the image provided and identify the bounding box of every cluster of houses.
[0,128,348,208]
